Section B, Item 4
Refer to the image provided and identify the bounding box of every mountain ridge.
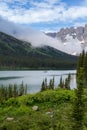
[46,24,87,42]
[0,31,77,69]
[46,24,87,53]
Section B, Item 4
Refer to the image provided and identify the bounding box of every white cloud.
[62,6,87,21]
[0,0,87,27]
[0,16,23,36]
[0,0,28,4]
[73,22,86,27]
[0,0,86,55]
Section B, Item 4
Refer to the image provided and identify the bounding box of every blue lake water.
[0,70,76,93]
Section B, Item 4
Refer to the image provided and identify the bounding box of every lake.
[0,70,76,93]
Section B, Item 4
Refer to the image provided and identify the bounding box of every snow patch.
[63,43,67,46]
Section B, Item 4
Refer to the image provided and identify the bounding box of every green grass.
[0,89,87,130]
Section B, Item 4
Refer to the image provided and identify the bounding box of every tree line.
[0,82,27,103]
[41,77,55,91]
[41,74,71,92]
[77,50,87,83]
[0,54,77,70]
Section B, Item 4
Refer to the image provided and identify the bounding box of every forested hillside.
[0,32,78,69]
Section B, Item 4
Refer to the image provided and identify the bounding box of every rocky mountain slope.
[56,25,87,43]
[46,24,87,55]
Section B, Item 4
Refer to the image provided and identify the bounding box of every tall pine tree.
[77,50,85,77]
[83,52,87,82]
[58,76,64,89]
[72,68,84,130]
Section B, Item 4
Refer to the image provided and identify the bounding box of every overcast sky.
[0,0,87,32]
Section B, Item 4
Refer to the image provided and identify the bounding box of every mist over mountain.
[0,17,61,47]
[0,17,83,56]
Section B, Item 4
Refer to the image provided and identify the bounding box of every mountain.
[0,32,77,69]
[0,32,31,56]
[0,25,83,56]
[56,25,87,43]
[0,17,83,56]
[46,24,87,55]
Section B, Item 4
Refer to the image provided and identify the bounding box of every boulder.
[6,117,14,121]
[32,106,38,111]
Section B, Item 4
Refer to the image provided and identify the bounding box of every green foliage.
[41,77,55,92]
[0,89,75,130]
[58,76,64,89]
[83,53,87,81]
[65,73,71,90]
[41,79,47,92]
[72,68,84,130]
[13,84,18,98]
[19,81,25,96]
[58,74,71,90]
[0,82,27,103]
[49,77,54,90]
[1,87,87,130]
[77,50,87,84]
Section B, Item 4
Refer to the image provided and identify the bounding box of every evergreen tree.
[4,87,8,100]
[67,73,71,82]
[41,80,46,92]
[52,77,55,90]
[80,50,85,67]
[25,84,27,95]
[58,76,64,89]
[65,78,69,89]
[19,81,24,96]
[77,50,85,77]
[77,50,87,85]
[65,74,71,90]
[8,84,13,98]
[72,68,84,130]
[49,79,52,89]
[44,78,48,89]
[83,52,87,82]
[0,85,6,101]
[49,79,53,90]
[1,85,6,98]
[13,84,18,98]
[49,77,54,90]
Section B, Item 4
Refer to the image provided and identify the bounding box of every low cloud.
[0,17,83,55]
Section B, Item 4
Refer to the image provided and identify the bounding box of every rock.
[46,24,87,44]
[32,106,38,111]
[6,117,14,121]
[46,111,53,115]
[46,111,54,118]
[46,112,51,115]
[46,32,56,38]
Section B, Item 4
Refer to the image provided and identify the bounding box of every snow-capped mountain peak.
[46,25,87,55]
